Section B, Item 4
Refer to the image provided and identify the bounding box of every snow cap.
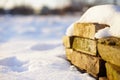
[66,4,120,38]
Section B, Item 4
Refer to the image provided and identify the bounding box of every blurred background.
[0,0,119,15]
[0,0,119,44]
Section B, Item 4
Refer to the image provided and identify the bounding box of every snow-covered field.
[0,15,95,80]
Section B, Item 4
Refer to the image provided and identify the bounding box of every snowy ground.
[0,15,95,80]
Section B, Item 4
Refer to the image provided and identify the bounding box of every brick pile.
[63,23,120,80]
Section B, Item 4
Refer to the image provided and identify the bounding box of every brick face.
[73,23,108,39]
[73,37,97,56]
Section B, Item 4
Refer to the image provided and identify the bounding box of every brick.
[99,77,108,80]
[62,36,74,48]
[65,48,73,61]
[73,23,108,39]
[72,37,97,55]
[71,50,106,77]
[106,63,120,80]
[98,37,120,67]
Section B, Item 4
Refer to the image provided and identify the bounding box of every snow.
[94,27,111,38]
[65,23,74,36]
[66,4,120,38]
[0,15,78,43]
[0,40,95,80]
[0,15,95,80]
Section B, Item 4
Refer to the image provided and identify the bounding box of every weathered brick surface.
[65,48,73,61]
[98,37,120,67]
[73,37,97,55]
[99,77,108,80]
[63,22,120,79]
[63,36,74,48]
[71,50,106,77]
[73,23,108,39]
[106,63,120,80]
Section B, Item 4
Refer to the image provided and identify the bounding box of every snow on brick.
[66,4,120,38]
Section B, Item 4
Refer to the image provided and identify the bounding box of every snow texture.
[66,4,120,38]
[0,40,95,80]
[0,15,78,43]
[0,15,95,80]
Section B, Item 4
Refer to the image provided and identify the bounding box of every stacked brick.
[98,37,120,80]
[63,23,120,80]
